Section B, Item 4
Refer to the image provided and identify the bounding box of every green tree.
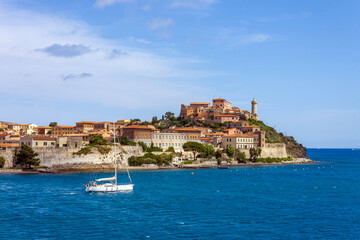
[166,146,175,152]
[15,145,40,168]
[152,116,158,124]
[249,148,262,162]
[226,145,235,160]
[0,156,5,168]
[164,112,174,120]
[236,151,246,163]
[119,136,136,146]
[203,144,215,158]
[215,149,222,159]
[89,135,108,146]
[49,122,57,127]
[217,158,222,165]
[0,128,4,132]
[138,141,148,151]
[183,141,205,161]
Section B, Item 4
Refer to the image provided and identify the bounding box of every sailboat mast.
[113,123,117,185]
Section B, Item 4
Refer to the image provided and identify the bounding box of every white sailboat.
[86,124,134,193]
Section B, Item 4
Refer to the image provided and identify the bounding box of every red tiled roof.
[0,134,9,137]
[0,143,19,147]
[55,125,76,128]
[76,121,101,124]
[225,134,253,138]
[223,128,238,132]
[174,127,201,132]
[32,136,56,141]
[215,115,238,117]
[242,125,259,128]
[123,125,155,130]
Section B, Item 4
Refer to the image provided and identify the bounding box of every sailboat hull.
[86,184,134,193]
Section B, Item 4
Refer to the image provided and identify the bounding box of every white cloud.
[94,0,132,8]
[0,4,210,118]
[148,18,174,30]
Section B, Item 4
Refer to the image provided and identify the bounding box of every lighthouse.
[251,98,258,120]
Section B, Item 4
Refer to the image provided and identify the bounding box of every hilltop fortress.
[180,98,258,122]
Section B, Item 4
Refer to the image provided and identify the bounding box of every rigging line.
[115,124,132,184]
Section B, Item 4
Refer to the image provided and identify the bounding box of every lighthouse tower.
[251,98,258,120]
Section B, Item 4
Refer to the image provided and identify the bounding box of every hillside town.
[0,98,261,150]
[0,98,308,170]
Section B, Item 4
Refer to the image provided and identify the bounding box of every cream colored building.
[222,134,254,150]
[151,132,189,152]
[23,124,37,135]
[20,136,56,148]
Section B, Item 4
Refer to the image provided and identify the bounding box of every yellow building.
[222,134,254,150]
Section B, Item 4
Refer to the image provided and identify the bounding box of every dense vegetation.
[0,156,5,168]
[255,157,293,163]
[73,147,92,156]
[88,135,109,146]
[183,141,205,160]
[128,152,173,166]
[119,136,136,146]
[248,118,307,158]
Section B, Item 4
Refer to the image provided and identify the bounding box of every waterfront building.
[249,131,266,148]
[122,125,157,142]
[222,134,254,150]
[20,136,56,148]
[151,132,188,151]
[173,127,201,141]
[0,143,19,151]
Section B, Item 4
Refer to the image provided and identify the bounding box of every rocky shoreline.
[0,158,314,174]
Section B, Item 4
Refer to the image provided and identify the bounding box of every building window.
[35,142,38,146]
[44,142,47,146]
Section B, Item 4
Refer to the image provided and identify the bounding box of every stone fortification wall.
[240,143,288,158]
[0,149,15,168]
[37,145,143,170]
[260,143,288,158]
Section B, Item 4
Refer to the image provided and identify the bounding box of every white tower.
[251,98,258,120]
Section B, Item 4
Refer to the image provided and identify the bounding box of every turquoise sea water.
[0,149,359,239]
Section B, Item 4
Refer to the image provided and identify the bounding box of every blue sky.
[0,0,359,148]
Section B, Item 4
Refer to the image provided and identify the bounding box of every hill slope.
[248,119,307,158]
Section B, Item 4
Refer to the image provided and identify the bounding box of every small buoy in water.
[191,172,194,174]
